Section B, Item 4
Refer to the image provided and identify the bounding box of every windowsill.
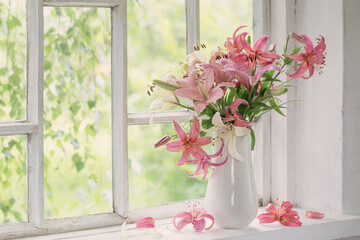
[19,208,360,240]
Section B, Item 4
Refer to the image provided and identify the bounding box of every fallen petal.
[135,217,155,228]
[305,211,324,219]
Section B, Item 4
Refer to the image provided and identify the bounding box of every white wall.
[342,0,360,215]
[293,0,344,211]
[269,0,360,213]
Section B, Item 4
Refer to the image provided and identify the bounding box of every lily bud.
[269,43,276,52]
[269,87,288,96]
[154,135,171,148]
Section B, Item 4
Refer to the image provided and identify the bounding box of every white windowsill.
[19,209,360,240]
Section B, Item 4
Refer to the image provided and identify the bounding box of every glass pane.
[129,123,211,209]
[128,0,186,113]
[0,135,27,224]
[43,7,112,218]
[0,0,26,121]
[200,0,253,50]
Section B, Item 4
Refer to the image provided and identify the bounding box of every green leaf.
[69,102,81,115]
[72,153,84,172]
[87,100,96,109]
[250,129,256,151]
[269,99,286,117]
[153,80,180,91]
[85,124,96,137]
[6,16,21,30]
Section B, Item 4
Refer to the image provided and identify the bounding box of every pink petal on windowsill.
[305,211,324,219]
[135,217,155,228]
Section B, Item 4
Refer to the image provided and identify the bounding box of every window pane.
[0,0,26,121]
[128,0,186,113]
[129,123,210,209]
[200,0,253,50]
[44,7,112,218]
[0,135,27,224]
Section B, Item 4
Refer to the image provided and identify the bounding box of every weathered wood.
[0,122,38,136]
[0,213,125,239]
[43,0,121,7]
[128,111,194,125]
[111,0,128,218]
[27,0,44,228]
[185,0,200,55]
[253,0,271,206]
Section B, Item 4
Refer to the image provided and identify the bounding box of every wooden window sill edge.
[14,208,360,240]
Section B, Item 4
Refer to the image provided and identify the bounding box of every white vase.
[205,133,258,228]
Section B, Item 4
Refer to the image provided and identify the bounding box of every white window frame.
[0,0,267,238]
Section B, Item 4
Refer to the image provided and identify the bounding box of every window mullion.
[185,0,200,55]
[128,111,194,125]
[26,0,45,228]
[111,0,128,218]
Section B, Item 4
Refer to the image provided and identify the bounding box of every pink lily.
[185,140,228,180]
[219,58,281,89]
[223,99,253,128]
[284,33,326,79]
[257,201,302,227]
[173,202,214,232]
[175,68,225,114]
[305,211,324,219]
[166,117,211,165]
[240,33,280,66]
[135,217,155,228]
[225,25,247,57]
[154,135,171,148]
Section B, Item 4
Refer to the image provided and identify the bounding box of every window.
[0,0,255,238]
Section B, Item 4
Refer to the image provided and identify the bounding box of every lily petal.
[173,120,188,141]
[253,35,270,52]
[176,150,190,166]
[193,218,206,232]
[305,211,324,219]
[189,117,200,142]
[173,212,192,231]
[199,213,215,230]
[257,212,278,223]
[286,61,309,79]
[135,217,155,228]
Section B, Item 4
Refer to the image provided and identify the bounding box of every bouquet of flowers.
[150,25,326,179]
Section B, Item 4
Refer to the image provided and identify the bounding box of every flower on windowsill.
[257,200,302,227]
[135,216,155,228]
[305,211,324,219]
[173,201,214,232]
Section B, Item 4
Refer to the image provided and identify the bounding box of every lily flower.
[185,140,228,180]
[284,33,326,79]
[240,34,280,66]
[173,202,214,232]
[225,25,247,57]
[257,201,302,227]
[135,217,155,228]
[305,211,324,219]
[174,68,225,114]
[223,99,253,128]
[166,117,212,165]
